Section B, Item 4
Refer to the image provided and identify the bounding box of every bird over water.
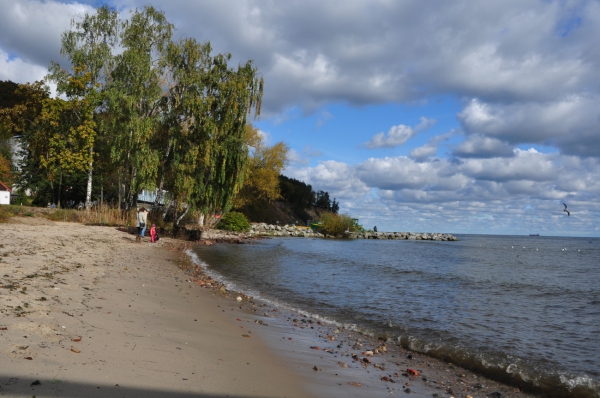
[563,203,570,216]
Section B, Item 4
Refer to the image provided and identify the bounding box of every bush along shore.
[205,223,458,241]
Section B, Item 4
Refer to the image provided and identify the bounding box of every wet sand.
[0,218,541,398]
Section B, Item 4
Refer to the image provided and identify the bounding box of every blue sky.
[1,0,600,236]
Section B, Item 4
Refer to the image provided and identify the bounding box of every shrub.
[320,213,357,236]
[216,211,250,232]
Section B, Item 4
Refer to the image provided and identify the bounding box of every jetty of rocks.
[247,223,458,241]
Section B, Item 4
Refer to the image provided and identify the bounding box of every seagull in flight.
[562,203,570,216]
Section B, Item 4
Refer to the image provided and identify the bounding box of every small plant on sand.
[216,211,250,232]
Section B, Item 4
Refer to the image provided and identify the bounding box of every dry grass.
[2,205,178,234]
[41,206,134,226]
[0,205,134,226]
[0,205,24,222]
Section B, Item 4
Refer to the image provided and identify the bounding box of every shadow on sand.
[1,375,279,398]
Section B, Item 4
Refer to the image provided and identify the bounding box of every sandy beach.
[0,218,313,398]
[1,218,541,398]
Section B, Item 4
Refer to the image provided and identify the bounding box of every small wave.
[185,246,600,398]
[393,334,600,397]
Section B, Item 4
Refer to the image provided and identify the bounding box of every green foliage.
[48,5,119,209]
[319,213,357,236]
[163,38,264,224]
[278,175,314,220]
[216,211,250,232]
[234,124,288,209]
[6,6,264,219]
[234,197,279,224]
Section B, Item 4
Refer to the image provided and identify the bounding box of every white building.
[0,182,11,205]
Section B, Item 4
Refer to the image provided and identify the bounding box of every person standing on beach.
[136,207,148,243]
[150,224,157,243]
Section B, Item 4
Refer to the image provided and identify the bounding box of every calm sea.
[190,234,600,397]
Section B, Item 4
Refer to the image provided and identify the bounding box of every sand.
[0,218,312,397]
[1,217,541,398]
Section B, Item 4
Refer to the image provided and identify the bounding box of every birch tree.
[104,6,173,209]
[47,5,119,210]
[162,38,263,226]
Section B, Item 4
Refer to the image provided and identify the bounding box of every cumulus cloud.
[457,96,600,157]
[285,160,370,199]
[286,152,600,234]
[287,148,310,166]
[363,117,436,149]
[0,1,91,67]
[3,1,599,111]
[452,134,514,158]
[0,48,48,83]
[410,132,453,161]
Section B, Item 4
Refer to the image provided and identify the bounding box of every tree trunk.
[85,146,93,210]
[126,166,137,209]
[162,197,171,220]
[154,140,172,208]
[175,205,189,227]
[50,180,55,207]
[118,170,122,210]
[198,213,204,227]
[57,172,63,209]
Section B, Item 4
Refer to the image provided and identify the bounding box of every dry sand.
[0,218,312,398]
[1,217,541,398]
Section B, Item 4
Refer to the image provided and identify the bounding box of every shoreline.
[0,217,546,397]
[183,242,544,398]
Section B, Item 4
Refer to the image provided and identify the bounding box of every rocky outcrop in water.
[248,223,458,241]
[249,223,324,238]
[346,231,458,241]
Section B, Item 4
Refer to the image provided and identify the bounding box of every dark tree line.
[279,175,339,216]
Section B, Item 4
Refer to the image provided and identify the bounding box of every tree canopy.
[2,5,342,225]
[3,5,263,219]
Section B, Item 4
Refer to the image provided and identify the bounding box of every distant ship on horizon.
[529,234,540,236]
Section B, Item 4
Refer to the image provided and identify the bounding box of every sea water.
[191,235,600,397]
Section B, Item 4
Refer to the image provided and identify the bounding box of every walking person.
[136,207,148,243]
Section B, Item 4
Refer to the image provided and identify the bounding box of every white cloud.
[452,134,515,158]
[286,148,310,166]
[286,151,600,234]
[410,132,453,161]
[0,1,92,68]
[285,160,370,199]
[0,49,48,83]
[363,117,436,149]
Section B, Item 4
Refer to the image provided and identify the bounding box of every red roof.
[0,181,11,192]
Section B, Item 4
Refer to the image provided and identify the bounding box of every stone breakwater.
[247,223,458,241]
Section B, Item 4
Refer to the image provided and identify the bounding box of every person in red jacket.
[150,224,157,243]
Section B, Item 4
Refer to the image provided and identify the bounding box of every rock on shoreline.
[200,223,458,241]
